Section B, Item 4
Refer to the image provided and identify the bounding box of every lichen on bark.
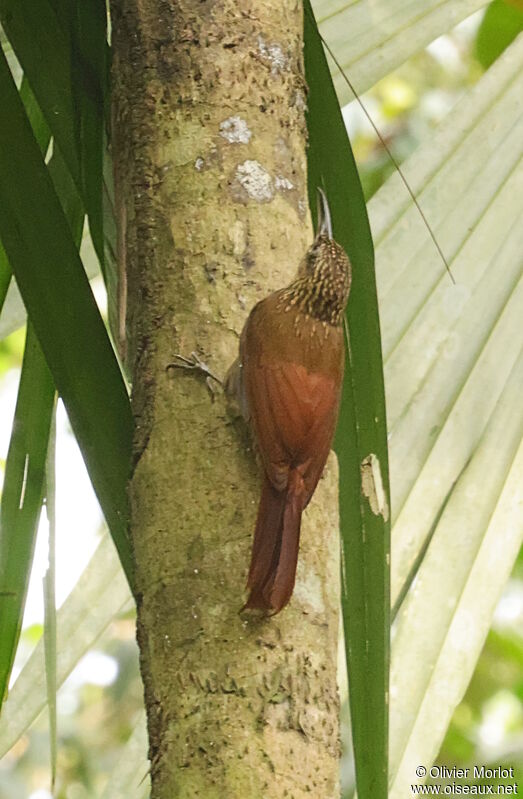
[110,1,341,796]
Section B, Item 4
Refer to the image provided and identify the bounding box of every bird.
[226,189,352,614]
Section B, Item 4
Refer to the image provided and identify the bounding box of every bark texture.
[110,1,341,796]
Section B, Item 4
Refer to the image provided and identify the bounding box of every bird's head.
[295,189,352,324]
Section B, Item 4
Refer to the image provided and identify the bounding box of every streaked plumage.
[228,191,351,613]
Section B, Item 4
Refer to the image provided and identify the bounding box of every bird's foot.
[167,352,222,399]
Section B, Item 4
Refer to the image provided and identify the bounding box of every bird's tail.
[244,471,304,614]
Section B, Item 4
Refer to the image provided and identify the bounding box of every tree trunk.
[110,1,341,796]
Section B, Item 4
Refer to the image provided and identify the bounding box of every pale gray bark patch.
[294,90,307,111]
[275,175,294,191]
[220,116,252,144]
[257,35,288,74]
[235,160,274,202]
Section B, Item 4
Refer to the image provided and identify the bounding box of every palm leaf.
[0,140,83,703]
[390,352,523,794]
[0,0,106,265]
[362,33,523,790]
[0,243,9,312]
[305,4,390,798]
[0,45,134,587]
[0,228,101,341]
[476,0,523,68]
[43,401,58,791]
[371,38,523,596]
[0,74,50,317]
[0,531,132,756]
[0,323,54,700]
[100,713,150,799]
[315,0,491,100]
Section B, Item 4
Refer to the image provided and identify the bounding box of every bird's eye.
[307,248,318,268]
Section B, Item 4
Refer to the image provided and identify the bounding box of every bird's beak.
[316,187,333,239]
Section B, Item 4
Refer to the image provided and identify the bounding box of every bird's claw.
[169,351,222,383]
[167,352,222,399]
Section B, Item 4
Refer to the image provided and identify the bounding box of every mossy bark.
[110,1,341,796]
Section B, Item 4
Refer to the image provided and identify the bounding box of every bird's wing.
[243,352,341,498]
[238,294,344,497]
